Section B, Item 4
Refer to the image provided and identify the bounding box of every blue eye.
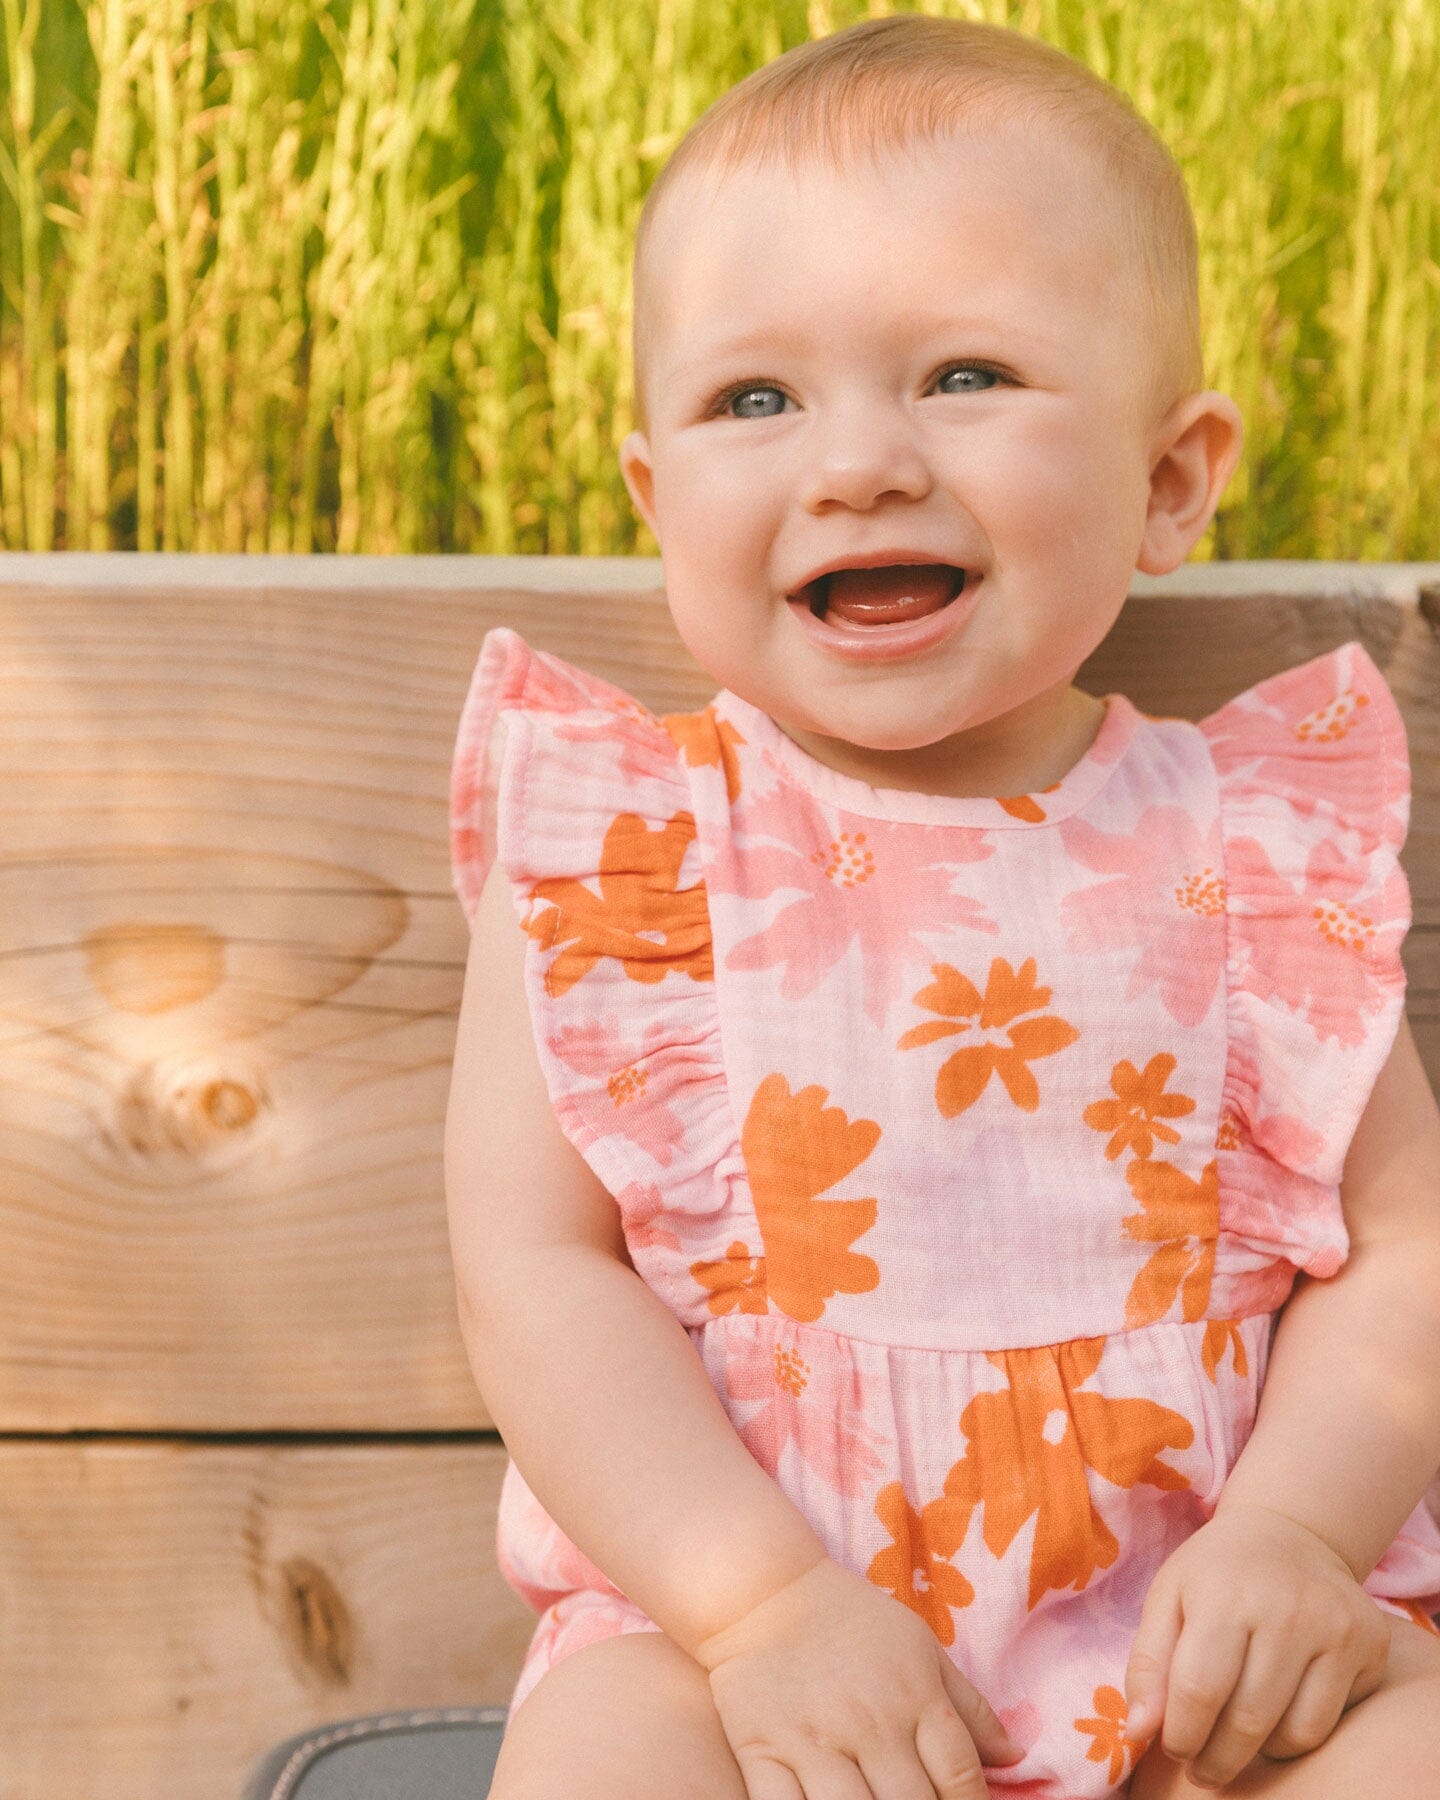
[726,385,787,419]
[937,365,1002,393]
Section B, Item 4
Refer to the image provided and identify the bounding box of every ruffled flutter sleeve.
[448,628,734,1318]
[1199,639,1412,1282]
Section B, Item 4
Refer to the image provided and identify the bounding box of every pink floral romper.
[449,628,1440,1797]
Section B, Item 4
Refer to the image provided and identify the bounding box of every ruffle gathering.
[1198,640,1412,1285]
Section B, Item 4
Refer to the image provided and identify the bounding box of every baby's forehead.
[640,130,1132,336]
[645,124,1125,281]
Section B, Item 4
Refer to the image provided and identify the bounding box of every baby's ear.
[1136,391,1244,575]
[619,430,660,538]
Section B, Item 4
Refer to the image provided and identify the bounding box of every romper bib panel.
[450,629,1440,1794]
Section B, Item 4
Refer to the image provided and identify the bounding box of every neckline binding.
[710,686,1141,828]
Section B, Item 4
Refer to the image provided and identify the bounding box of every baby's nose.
[798,415,934,511]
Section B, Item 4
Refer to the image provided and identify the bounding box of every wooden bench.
[2,553,1438,1800]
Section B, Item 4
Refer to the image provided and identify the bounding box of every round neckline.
[710,685,1141,827]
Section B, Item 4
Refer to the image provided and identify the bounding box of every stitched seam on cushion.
[262,1709,507,1800]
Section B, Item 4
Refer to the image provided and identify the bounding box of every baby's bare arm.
[446,863,827,1659]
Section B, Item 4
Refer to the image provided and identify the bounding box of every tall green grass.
[0,0,1436,556]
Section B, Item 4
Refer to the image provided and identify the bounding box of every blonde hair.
[631,15,1204,433]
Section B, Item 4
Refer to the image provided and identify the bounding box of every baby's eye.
[935,364,1004,393]
[723,385,788,420]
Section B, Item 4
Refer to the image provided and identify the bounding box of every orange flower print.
[1076,1683,1151,1783]
[897,956,1079,1116]
[941,1337,1194,1611]
[690,1241,768,1316]
[996,780,1061,824]
[692,1073,882,1323]
[1083,1053,1196,1160]
[1122,1156,1219,1328]
[523,809,713,999]
[867,1481,976,1645]
[661,703,747,805]
[1395,1600,1440,1637]
[1202,1318,1249,1380]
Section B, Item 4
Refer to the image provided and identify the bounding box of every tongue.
[824,564,964,624]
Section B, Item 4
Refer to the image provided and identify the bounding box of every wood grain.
[0,1441,526,1800]
[1,556,1437,1799]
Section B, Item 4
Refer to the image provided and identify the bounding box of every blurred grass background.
[0,0,1436,558]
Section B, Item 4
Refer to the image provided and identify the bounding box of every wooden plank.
[0,1441,525,1800]
[0,562,1437,1432]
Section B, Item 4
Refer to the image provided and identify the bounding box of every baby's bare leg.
[1127,1612,1440,1799]
[488,1629,750,1800]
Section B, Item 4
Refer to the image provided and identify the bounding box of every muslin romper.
[449,627,1440,1798]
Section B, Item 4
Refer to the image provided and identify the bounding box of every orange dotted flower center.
[774,1345,811,1397]
[1314,898,1374,954]
[607,1063,648,1105]
[1295,688,1368,743]
[810,830,875,887]
[1175,866,1225,915]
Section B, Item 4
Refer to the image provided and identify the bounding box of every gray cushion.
[241,1707,507,1800]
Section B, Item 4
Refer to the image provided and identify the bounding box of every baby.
[446,15,1440,1800]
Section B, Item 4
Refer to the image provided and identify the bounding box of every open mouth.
[792,563,970,627]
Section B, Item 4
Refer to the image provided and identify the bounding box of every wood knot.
[112,1056,267,1159]
[278,1556,354,1686]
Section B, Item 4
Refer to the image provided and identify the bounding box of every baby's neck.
[777,683,1107,802]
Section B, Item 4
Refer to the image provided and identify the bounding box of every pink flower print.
[611,1180,684,1256]
[545,1013,690,1166]
[555,699,691,789]
[1201,654,1395,851]
[1226,831,1408,1049]
[995,1698,1044,1756]
[1219,1034,1327,1180]
[498,1459,620,1605]
[707,784,999,1029]
[721,1323,894,1499]
[1058,805,1226,1029]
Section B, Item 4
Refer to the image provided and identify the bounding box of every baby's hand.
[1124,1501,1390,1790]
[692,1554,1024,1799]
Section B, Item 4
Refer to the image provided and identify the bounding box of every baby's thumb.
[936,1651,1026,1766]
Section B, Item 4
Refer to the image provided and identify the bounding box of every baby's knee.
[488,1630,748,1800]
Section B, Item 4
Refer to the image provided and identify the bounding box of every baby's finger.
[1185,1630,1309,1789]
[1158,1617,1250,1768]
[1262,1650,1364,1761]
[914,1698,995,1798]
[934,1651,1026,1766]
[732,1752,806,1800]
[1124,1577,1182,1739]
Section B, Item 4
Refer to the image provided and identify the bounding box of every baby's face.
[621,122,1235,793]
